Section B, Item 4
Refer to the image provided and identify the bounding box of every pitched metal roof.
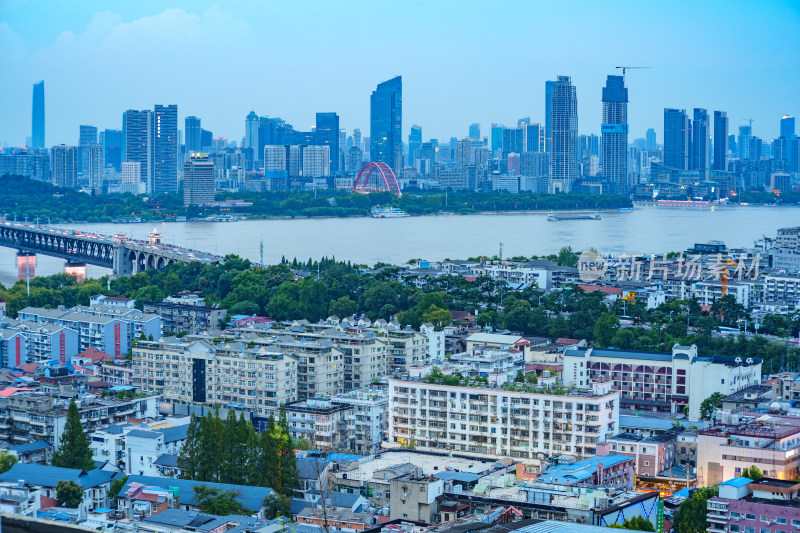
[121,475,273,512]
[0,463,115,489]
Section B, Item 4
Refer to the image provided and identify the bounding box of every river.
[0,205,798,287]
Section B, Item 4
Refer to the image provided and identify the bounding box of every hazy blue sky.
[1,0,798,147]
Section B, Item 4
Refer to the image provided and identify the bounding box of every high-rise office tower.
[544,80,557,153]
[185,116,202,152]
[85,144,104,192]
[78,125,98,174]
[32,81,45,148]
[690,108,709,174]
[79,125,98,146]
[123,109,153,191]
[502,126,524,156]
[302,145,331,178]
[523,123,544,153]
[370,76,402,171]
[315,112,340,172]
[664,109,689,170]
[353,129,362,152]
[245,111,259,160]
[548,76,579,193]
[727,134,737,156]
[469,123,480,140]
[600,75,628,195]
[490,124,503,153]
[712,111,728,171]
[645,128,657,151]
[183,153,215,206]
[153,105,178,194]
[201,129,213,151]
[51,145,78,188]
[781,115,796,139]
[408,125,422,166]
[100,129,123,171]
[738,125,752,160]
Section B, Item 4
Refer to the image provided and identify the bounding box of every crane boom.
[615,66,651,83]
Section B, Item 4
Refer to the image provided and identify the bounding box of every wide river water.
[1,205,798,287]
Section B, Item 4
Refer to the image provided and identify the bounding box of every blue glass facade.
[370,76,402,171]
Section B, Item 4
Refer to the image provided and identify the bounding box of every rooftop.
[536,455,633,485]
[332,451,497,483]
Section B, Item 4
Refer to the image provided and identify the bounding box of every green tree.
[514,370,525,383]
[56,480,84,508]
[296,437,313,451]
[607,515,655,531]
[421,304,452,330]
[699,392,725,421]
[0,450,18,473]
[328,296,358,318]
[593,312,620,347]
[51,399,95,471]
[556,246,579,267]
[263,492,285,520]
[672,487,718,533]
[741,465,764,480]
[178,413,201,480]
[107,475,128,508]
[193,485,247,515]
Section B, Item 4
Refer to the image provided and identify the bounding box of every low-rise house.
[597,429,680,478]
[0,463,115,519]
[706,477,800,533]
[126,423,189,476]
[536,454,636,490]
[4,440,52,464]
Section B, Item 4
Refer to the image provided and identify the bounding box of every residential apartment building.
[763,274,800,309]
[698,412,800,485]
[379,328,432,375]
[142,301,226,334]
[388,378,619,459]
[125,424,188,477]
[596,429,680,478]
[3,321,78,364]
[285,398,353,450]
[332,389,389,454]
[271,338,344,400]
[691,280,751,307]
[563,344,762,420]
[132,338,297,416]
[0,392,158,448]
[706,477,800,533]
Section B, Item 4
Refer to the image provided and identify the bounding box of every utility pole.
[260,237,264,265]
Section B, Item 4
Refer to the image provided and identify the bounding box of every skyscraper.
[469,123,480,140]
[123,109,153,191]
[31,81,45,148]
[548,76,579,193]
[78,125,98,175]
[738,125,752,160]
[315,112,340,172]
[185,116,202,152]
[370,76,402,171]
[353,129,362,153]
[544,80,557,153]
[153,105,178,194]
[502,126,524,156]
[712,111,728,171]
[600,75,628,195]
[51,145,78,188]
[523,123,545,153]
[100,129,123,171]
[85,144,104,192]
[690,108,709,175]
[490,124,503,153]
[664,109,689,170]
[183,153,215,206]
[408,125,422,166]
[645,128,657,151]
[245,111,259,160]
[781,115,796,139]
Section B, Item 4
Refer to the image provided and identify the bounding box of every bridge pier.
[64,261,87,283]
[16,252,35,281]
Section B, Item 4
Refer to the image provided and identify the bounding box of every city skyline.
[0,1,798,147]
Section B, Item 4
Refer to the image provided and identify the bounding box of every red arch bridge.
[352,162,402,197]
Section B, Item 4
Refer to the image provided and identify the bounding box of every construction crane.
[615,66,651,83]
[720,258,738,297]
[742,118,754,129]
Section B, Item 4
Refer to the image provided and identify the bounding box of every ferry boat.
[369,206,410,218]
[112,216,142,224]
[546,211,601,221]
[200,214,240,222]
[656,199,711,208]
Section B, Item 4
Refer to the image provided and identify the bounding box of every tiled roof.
[0,463,115,489]
[121,475,272,512]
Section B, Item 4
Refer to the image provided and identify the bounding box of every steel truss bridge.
[0,221,222,276]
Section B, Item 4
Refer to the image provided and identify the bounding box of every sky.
[1,0,799,148]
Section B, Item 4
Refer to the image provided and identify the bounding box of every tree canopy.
[51,399,95,471]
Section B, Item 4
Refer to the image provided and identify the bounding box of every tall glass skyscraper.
[664,109,689,170]
[153,105,178,194]
[713,111,728,171]
[738,125,752,160]
[600,75,628,195]
[548,76,579,193]
[185,116,202,152]
[100,129,123,171]
[690,108,709,175]
[123,109,153,191]
[469,123,480,140]
[645,128,657,151]
[408,125,422,166]
[544,80,557,153]
[315,112,340,173]
[370,76,402,171]
[32,81,45,148]
[781,116,796,139]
